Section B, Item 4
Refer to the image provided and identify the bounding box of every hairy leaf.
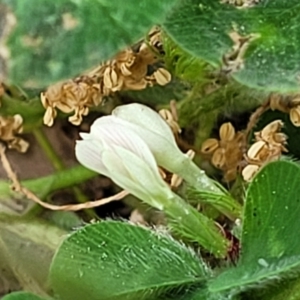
[50,221,208,300]
[0,217,65,295]
[1,292,49,300]
[208,161,300,294]
[4,0,178,87]
[163,0,300,92]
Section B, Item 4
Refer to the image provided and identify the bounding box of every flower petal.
[89,115,160,173]
[102,146,171,210]
[96,111,187,174]
[113,103,176,145]
[75,139,109,176]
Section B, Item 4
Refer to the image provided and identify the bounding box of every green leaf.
[50,221,208,300]
[208,161,300,294]
[4,0,178,87]
[163,0,300,92]
[0,217,65,295]
[1,291,49,300]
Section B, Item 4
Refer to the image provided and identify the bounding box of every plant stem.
[32,128,97,218]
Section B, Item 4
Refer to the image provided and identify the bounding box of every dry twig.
[0,143,128,211]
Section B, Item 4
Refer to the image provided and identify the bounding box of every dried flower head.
[269,93,300,127]
[41,76,101,126]
[41,28,171,126]
[201,122,245,182]
[242,120,287,181]
[0,114,29,152]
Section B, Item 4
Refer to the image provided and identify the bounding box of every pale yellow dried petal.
[40,92,48,108]
[261,120,283,141]
[13,114,23,133]
[68,114,82,126]
[247,140,266,160]
[9,138,29,153]
[212,148,226,168]
[219,122,235,142]
[56,101,74,113]
[273,132,287,144]
[291,97,300,105]
[43,106,56,127]
[103,67,120,90]
[290,107,300,127]
[120,63,132,76]
[123,78,147,90]
[269,94,287,112]
[242,164,259,182]
[153,68,171,86]
[201,138,219,154]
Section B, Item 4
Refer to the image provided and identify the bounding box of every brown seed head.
[219,122,235,142]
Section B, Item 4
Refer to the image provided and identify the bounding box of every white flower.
[75,117,173,210]
[112,103,189,174]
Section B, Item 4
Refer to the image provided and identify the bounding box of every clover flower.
[75,113,230,256]
[75,116,174,210]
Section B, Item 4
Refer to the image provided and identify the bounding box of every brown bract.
[41,28,171,126]
[0,114,29,152]
[201,122,245,182]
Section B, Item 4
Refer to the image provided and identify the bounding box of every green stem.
[32,128,97,218]
[0,165,97,200]
[33,128,64,170]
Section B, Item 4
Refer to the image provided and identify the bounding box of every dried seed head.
[269,94,288,112]
[219,122,235,142]
[273,132,287,144]
[41,76,102,126]
[291,97,300,106]
[0,114,29,152]
[153,68,171,86]
[290,107,300,126]
[103,67,122,91]
[201,138,219,154]
[261,119,283,141]
[212,148,226,168]
[247,140,267,161]
[242,164,259,182]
